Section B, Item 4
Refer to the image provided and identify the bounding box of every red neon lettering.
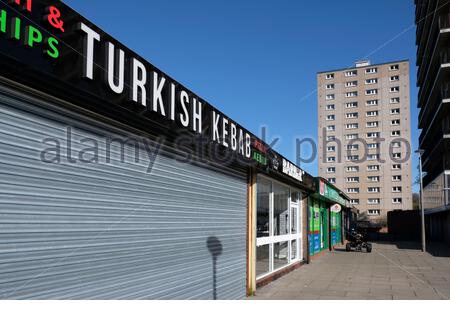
[13,0,32,12]
[253,140,268,154]
[47,6,65,32]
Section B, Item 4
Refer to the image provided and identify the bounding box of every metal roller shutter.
[0,82,247,300]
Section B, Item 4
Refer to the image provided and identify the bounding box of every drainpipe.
[329,206,332,251]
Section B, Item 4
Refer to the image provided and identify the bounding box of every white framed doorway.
[255,174,303,279]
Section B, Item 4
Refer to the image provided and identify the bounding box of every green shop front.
[308,178,348,256]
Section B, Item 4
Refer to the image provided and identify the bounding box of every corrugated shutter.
[0,82,247,300]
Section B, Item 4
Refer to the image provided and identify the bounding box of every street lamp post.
[416,149,426,252]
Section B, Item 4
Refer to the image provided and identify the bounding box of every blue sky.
[64,0,420,191]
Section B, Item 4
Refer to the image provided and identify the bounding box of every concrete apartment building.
[416,0,450,212]
[317,60,413,220]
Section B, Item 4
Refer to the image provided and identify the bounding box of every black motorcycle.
[345,228,372,253]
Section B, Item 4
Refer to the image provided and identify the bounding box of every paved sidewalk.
[251,242,450,300]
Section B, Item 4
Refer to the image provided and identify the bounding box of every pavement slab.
[250,242,450,300]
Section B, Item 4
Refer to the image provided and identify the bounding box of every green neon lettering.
[46,37,59,59]
[0,10,6,33]
[26,25,42,47]
[12,17,21,40]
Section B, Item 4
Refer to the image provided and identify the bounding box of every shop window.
[274,242,289,270]
[273,182,289,236]
[256,245,270,277]
[291,191,300,203]
[446,174,450,206]
[291,240,298,261]
[291,206,298,234]
[256,177,271,238]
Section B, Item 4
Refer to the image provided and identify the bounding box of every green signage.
[252,151,267,166]
[318,179,346,206]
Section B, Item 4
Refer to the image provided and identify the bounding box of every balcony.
[418,55,450,128]
[415,0,424,25]
[423,169,450,211]
[422,131,450,185]
[419,98,450,146]
[417,11,450,87]
[422,140,445,185]
[417,0,439,65]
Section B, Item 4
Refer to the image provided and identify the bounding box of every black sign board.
[0,0,315,191]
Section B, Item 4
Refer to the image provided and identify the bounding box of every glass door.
[290,191,301,263]
[256,175,303,279]
[256,177,271,277]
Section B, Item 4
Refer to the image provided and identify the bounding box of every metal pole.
[306,195,310,264]
[418,153,426,252]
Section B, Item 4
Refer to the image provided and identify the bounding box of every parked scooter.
[345,228,372,253]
